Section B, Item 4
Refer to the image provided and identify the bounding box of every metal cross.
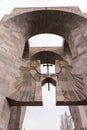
[43,64,53,91]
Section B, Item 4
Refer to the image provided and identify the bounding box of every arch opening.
[31,51,64,64]
[29,33,63,47]
[22,84,71,130]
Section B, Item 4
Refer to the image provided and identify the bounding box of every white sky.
[29,34,63,47]
[0,1,87,130]
[0,0,87,20]
[23,85,70,130]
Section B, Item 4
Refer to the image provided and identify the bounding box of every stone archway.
[0,7,87,130]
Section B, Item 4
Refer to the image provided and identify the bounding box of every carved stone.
[0,7,87,130]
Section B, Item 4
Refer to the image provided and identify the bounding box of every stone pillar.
[0,95,10,130]
[7,106,21,130]
[69,106,87,130]
[69,25,87,130]
[55,60,64,103]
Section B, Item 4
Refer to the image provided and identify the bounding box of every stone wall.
[0,7,87,130]
[0,19,25,129]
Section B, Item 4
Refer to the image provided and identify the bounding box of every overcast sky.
[23,85,70,130]
[0,0,87,20]
[0,1,87,130]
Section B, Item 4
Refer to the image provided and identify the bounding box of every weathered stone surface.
[70,106,87,129]
[7,60,42,106]
[7,106,21,130]
[0,95,10,130]
[0,7,87,130]
[1,6,83,23]
[83,13,87,18]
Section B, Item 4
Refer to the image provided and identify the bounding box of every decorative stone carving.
[7,58,87,106]
[7,60,42,106]
[56,60,87,103]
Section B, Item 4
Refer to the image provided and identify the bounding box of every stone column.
[7,106,21,130]
[69,25,87,130]
[55,60,65,103]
